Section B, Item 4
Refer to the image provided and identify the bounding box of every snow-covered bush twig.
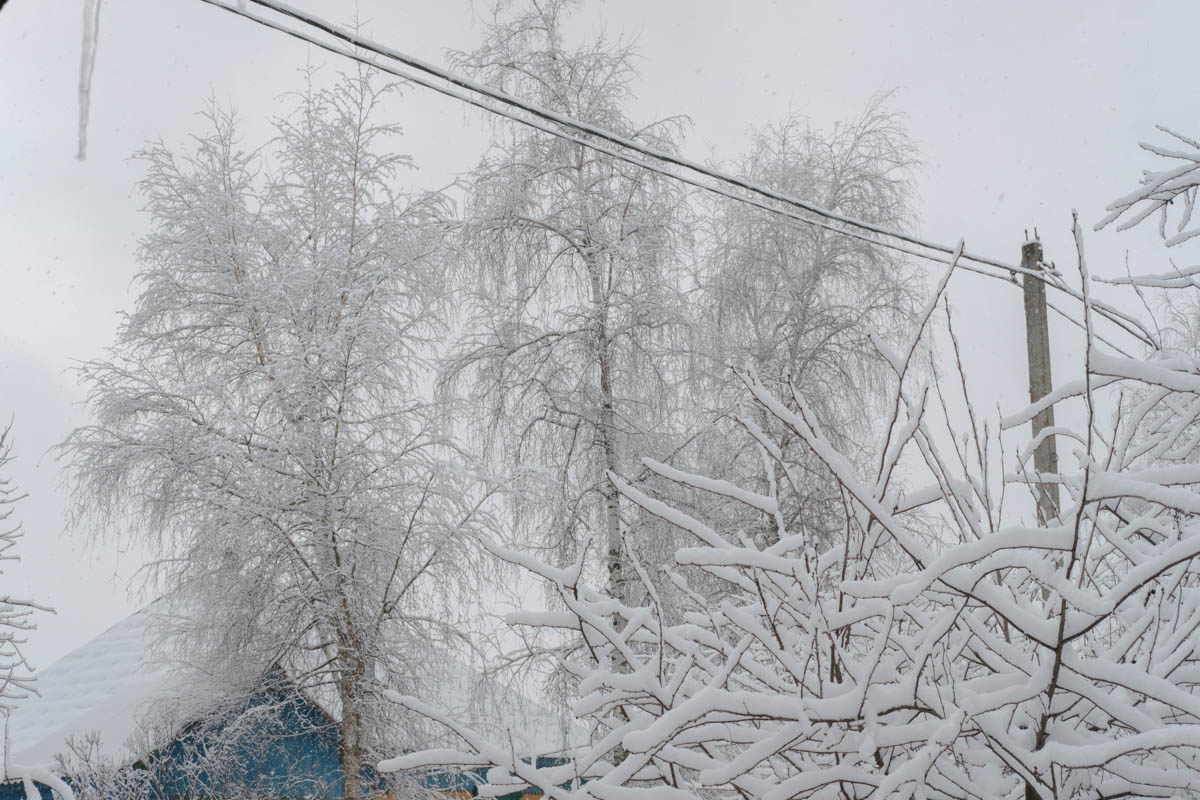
[384,212,1200,798]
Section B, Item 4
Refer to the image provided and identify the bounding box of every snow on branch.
[1097,126,1200,248]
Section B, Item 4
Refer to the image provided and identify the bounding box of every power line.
[203,0,986,274]
[196,0,1155,351]
[198,0,1155,351]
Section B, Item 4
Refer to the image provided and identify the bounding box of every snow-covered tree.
[441,0,693,608]
[62,69,494,800]
[0,422,71,800]
[0,422,39,712]
[690,98,921,552]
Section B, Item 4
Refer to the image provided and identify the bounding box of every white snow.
[6,600,188,771]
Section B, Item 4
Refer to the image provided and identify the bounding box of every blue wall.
[143,679,376,800]
[0,780,54,800]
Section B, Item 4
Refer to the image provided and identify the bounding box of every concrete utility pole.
[1021,238,1060,526]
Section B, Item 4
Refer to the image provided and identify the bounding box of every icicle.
[77,0,103,161]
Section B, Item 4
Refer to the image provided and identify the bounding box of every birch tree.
[691,99,920,551]
[442,0,692,606]
[62,69,492,800]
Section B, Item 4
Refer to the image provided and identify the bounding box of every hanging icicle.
[77,0,103,161]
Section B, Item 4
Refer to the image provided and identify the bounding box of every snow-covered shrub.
[385,204,1200,798]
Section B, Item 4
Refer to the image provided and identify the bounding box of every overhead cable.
[197,0,1156,351]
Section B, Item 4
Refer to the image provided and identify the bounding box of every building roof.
[4,600,582,775]
[6,602,192,772]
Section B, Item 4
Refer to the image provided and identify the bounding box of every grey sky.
[0,0,1193,670]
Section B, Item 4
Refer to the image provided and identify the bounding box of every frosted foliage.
[61,69,494,800]
[681,100,921,571]
[386,168,1200,796]
[701,99,919,434]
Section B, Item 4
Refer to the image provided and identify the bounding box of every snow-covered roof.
[4,601,583,774]
[5,601,191,772]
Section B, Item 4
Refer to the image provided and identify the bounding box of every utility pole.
[1021,235,1058,800]
[1022,237,1059,526]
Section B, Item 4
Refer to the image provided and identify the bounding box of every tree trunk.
[600,359,623,605]
[339,652,366,800]
[589,255,625,611]
[586,249,634,770]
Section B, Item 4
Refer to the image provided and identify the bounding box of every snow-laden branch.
[1097,126,1200,248]
[385,201,1200,798]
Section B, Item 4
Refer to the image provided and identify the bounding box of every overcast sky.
[0,0,1195,671]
